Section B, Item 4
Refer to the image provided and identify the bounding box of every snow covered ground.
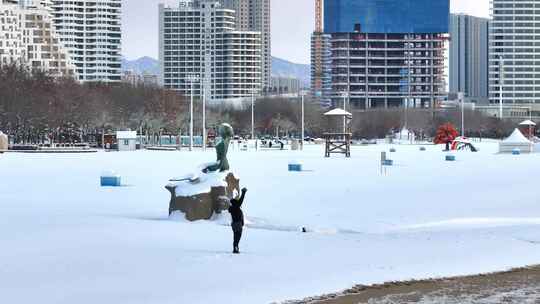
[1,142,539,303]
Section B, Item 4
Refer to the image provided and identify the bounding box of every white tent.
[499,128,533,153]
[323,108,352,117]
[519,120,536,126]
[397,128,415,141]
[0,131,7,151]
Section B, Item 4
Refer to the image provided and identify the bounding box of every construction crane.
[311,0,325,98]
[315,0,322,33]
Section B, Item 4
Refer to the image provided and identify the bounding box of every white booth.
[116,131,137,151]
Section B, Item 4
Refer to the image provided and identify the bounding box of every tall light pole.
[300,90,308,150]
[186,74,200,151]
[202,78,206,151]
[251,89,257,141]
[529,102,533,139]
[406,38,411,130]
[499,56,504,119]
[459,92,465,137]
[342,91,349,134]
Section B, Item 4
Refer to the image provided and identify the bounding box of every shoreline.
[285,265,540,304]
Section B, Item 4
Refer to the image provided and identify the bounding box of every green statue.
[204,123,233,173]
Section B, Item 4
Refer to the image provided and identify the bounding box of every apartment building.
[51,0,122,82]
[159,0,262,103]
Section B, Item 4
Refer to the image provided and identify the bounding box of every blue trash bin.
[288,163,302,172]
[101,172,121,187]
[382,159,393,166]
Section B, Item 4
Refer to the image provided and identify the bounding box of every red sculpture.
[434,123,459,151]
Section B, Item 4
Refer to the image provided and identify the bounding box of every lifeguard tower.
[323,108,352,157]
[519,120,536,140]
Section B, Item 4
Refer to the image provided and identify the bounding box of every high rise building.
[159,0,262,103]
[0,0,76,77]
[490,0,540,115]
[221,0,270,90]
[51,0,122,82]
[310,33,332,105]
[449,14,489,104]
[269,76,301,96]
[0,1,24,65]
[324,0,449,109]
[310,0,332,105]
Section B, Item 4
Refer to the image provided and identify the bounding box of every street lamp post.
[202,79,206,151]
[499,56,504,119]
[301,94,305,150]
[299,90,308,150]
[251,90,255,141]
[186,74,200,152]
[458,92,465,137]
[529,102,533,139]
[342,92,349,134]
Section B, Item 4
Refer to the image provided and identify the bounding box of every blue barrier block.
[512,149,521,155]
[445,155,456,162]
[382,159,393,166]
[288,164,302,172]
[101,175,121,187]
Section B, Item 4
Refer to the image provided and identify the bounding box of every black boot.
[233,246,240,254]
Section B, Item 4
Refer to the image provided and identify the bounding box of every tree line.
[0,64,520,145]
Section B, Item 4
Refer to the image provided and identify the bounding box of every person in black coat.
[229,187,247,254]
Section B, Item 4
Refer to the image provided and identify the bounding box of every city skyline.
[123,0,489,64]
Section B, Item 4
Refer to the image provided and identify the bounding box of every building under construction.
[310,0,332,105]
[330,32,447,109]
[322,0,450,109]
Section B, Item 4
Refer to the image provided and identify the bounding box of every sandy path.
[285,266,540,304]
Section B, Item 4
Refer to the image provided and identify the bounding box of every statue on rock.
[203,123,233,173]
[166,123,241,221]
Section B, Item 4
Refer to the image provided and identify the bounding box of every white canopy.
[502,128,532,144]
[0,131,7,150]
[116,131,137,139]
[519,120,536,126]
[324,108,352,117]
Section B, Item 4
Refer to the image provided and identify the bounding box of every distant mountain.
[271,57,310,87]
[121,56,159,75]
[122,56,311,86]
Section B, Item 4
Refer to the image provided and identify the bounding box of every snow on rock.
[168,169,227,198]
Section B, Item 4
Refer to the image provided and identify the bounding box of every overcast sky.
[122,0,490,63]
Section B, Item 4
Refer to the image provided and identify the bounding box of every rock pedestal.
[165,172,240,221]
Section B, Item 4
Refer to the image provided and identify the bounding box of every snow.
[101,170,119,177]
[168,169,227,197]
[371,286,540,304]
[1,142,540,303]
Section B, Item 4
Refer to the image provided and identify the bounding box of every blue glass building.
[324,0,449,34]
